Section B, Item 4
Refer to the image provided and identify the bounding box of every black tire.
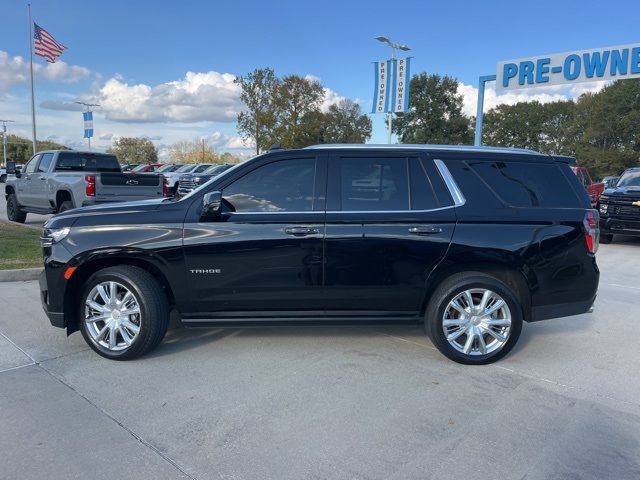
[6,193,27,223]
[425,272,523,365]
[0,174,6,183]
[58,200,74,213]
[79,265,169,360]
[600,234,613,244]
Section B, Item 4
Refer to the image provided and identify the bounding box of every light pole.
[0,119,14,166]
[75,101,100,151]
[375,36,411,144]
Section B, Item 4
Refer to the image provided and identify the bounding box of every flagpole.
[28,3,37,156]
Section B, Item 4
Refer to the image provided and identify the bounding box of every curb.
[0,268,42,282]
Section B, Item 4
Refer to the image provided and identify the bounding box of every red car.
[571,165,604,206]
[129,163,164,173]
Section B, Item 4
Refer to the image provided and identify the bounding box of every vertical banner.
[83,111,93,138]
[393,57,411,113]
[372,60,391,113]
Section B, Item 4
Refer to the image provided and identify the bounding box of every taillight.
[583,209,599,254]
[162,176,169,196]
[85,175,95,197]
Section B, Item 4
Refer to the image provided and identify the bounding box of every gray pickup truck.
[5,150,165,223]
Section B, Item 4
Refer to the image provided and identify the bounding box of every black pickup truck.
[598,167,640,243]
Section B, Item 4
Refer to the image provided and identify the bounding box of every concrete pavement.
[1,240,639,479]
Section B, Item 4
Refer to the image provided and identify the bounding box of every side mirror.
[202,191,222,215]
[6,161,16,175]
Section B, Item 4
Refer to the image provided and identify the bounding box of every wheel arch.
[63,252,178,333]
[55,190,74,211]
[5,185,15,198]
[422,259,533,322]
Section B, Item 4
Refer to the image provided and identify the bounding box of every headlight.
[194,177,201,183]
[599,203,608,214]
[41,227,70,247]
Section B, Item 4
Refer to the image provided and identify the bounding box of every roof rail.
[304,143,539,155]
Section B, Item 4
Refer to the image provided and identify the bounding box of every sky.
[1,0,637,158]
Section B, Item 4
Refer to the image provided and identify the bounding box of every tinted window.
[37,153,54,173]
[338,157,409,211]
[469,160,581,208]
[223,158,315,212]
[24,155,40,174]
[410,158,453,210]
[55,152,121,172]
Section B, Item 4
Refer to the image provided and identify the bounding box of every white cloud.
[304,74,346,112]
[84,71,242,123]
[458,80,610,117]
[0,51,91,94]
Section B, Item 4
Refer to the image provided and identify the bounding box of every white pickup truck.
[4,150,166,223]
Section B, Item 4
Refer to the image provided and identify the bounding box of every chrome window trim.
[433,159,466,207]
[224,206,456,215]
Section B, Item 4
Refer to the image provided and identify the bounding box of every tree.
[107,137,158,165]
[273,75,325,149]
[392,72,473,145]
[2,135,69,165]
[168,139,220,164]
[322,99,372,144]
[235,68,280,155]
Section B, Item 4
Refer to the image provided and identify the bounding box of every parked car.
[601,175,619,189]
[598,166,640,244]
[5,150,166,223]
[130,163,165,173]
[121,163,139,172]
[570,165,605,206]
[163,163,215,196]
[38,144,599,364]
[156,163,184,174]
[177,164,234,196]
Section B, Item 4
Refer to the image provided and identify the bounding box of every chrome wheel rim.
[85,281,141,352]
[442,288,511,356]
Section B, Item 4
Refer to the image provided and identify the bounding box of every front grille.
[610,204,640,216]
[178,179,197,192]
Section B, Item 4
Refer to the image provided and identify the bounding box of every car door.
[31,152,55,209]
[15,154,41,207]
[324,152,456,319]
[182,153,327,319]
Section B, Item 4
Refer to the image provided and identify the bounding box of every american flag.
[33,23,66,63]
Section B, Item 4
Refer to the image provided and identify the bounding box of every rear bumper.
[39,269,66,328]
[530,295,596,322]
[600,217,640,237]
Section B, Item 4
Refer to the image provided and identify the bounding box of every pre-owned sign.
[497,44,640,90]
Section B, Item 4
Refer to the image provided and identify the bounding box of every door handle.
[285,226,320,236]
[408,226,443,235]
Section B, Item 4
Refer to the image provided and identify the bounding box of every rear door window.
[410,158,453,210]
[334,157,409,211]
[55,152,121,172]
[37,153,54,173]
[468,160,582,208]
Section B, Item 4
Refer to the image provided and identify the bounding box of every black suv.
[39,145,600,364]
[598,167,640,243]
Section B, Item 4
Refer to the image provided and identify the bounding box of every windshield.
[175,164,198,173]
[193,164,213,173]
[131,164,151,172]
[178,162,246,201]
[203,164,225,174]
[616,170,640,188]
[157,164,181,173]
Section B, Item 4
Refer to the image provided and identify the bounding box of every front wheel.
[425,272,523,365]
[6,193,27,223]
[79,265,169,360]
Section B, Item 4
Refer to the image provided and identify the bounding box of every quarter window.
[223,158,316,212]
[338,157,409,211]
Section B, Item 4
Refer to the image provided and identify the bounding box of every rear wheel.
[6,193,26,223]
[58,200,74,213]
[600,234,613,244]
[425,272,523,365]
[79,266,169,360]
[0,174,6,183]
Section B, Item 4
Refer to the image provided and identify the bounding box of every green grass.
[0,221,43,270]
